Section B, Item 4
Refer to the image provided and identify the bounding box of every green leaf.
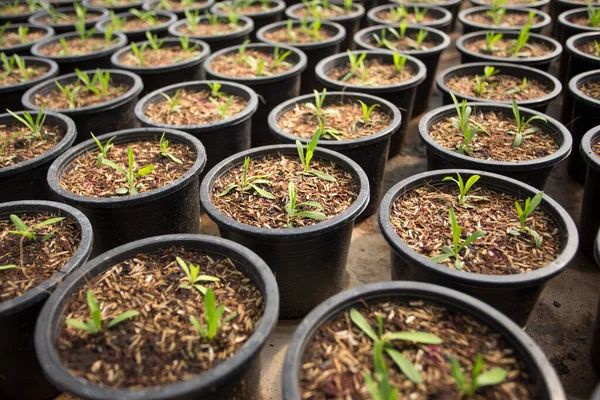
[430,253,453,263]
[310,169,337,182]
[249,183,275,199]
[204,288,217,339]
[87,290,102,332]
[10,214,29,232]
[363,371,382,400]
[196,275,221,282]
[0,264,18,270]
[107,310,139,329]
[473,367,507,389]
[385,348,422,384]
[295,211,327,220]
[296,140,305,168]
[101,157,127,177]
[297,201,324,209]
[217,184,239,197]
[463,175,480,197]
[34,217,65,229]
[457,230,486,253]
[384,331,443,344]
[449,208,461,251]
[349,308,378,341]
[136,164,154,177]
[189,315,206,337]
[65,319,93,332]
[450,356,466,392]
[526,191,544,216]
[472,353,484,381]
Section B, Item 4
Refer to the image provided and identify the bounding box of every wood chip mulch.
[363,33,438,51]
[153,0,207,10]
[178,21,241,36]
[328,58,415,86]
[119,46,201,67]
[263,26,333,44]
[445,74,549,101]
[592,139,600,158]
[34,80,129,110]
[0,121,64,168]
[1,30,44,47]
[575,41,600,57]
[292,5,353,19]
[578,81,600,100]
[0,64,48,86]
[374,9,437,24]
[210,49,294,77]
[37,11,102,25]
[464,39,552,58]
[37,37,114,56]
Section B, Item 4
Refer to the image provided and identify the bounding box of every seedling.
[205,11,220,31]
[450,353,508,398]
[74,3,88,25]
[299,18,323,41]
[482,32,503,53]
[189,288,237,340]
[65,290,139,334]
[100,146,154,195]
[159,132,183,164]
[595,40,600,58]
[485,0,507,26]
[12,52,33,81]
[176,256,220,295]
[6,106,46,139]
[413,6,428,23]
[483,65,499,81]
[146,31,165,50]
[7,213,64,243]
[217,156,275,198]
[237,39,250,64]
[296,123,336,181]
[209,95,234,119]
[392,52,406,74]
[207,81,225,98]
[54,80,81,109]
[129,9,159,26]
[410,29,429,50]
[343,0,352,12]
[227,10,240,27]
[90,132,115,165]
[504,77,527,95]
[450,93,478,155]
[286,19,297,43]
[75,68,111,97]
[108,10,126,30]
[304,89,337,118]
[351,308,443,385]
[129,41,147,66]
[58,37,69,56]
[364,341,398,400]
[40,3,68,23]
[511,22,531,57]
[589,3,600,28]
[390,5,408,21]
[430,208,486,270]
[245,55,266,76]
[284,181,326,225]
[179,37,200,55]
[510,191,544,247]
[103,25,115,45]
[442,173,481,204]
[0,52,14,78]
[273,45,292,68]
[17,25,29,43]
[74,18,95,43]
[373,28,395,51]
[357,100,379,125]
[473,75,489,96]
[0,22,10,46]
[341,50,367,81]
[159,88,182,113]
[507,100,546,147]
[184,9,200,30]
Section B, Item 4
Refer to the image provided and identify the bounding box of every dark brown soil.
[263,26,333,44]
[465,11,541,27]
[212,154,359,228]
[277,100,392,140]
[465,38,553,58]
[56,247,263,388]
[579,81,600,99]
[150,0,207,11]
[1,30,44,47]
[445,74,549,101]
[37,37,113,56]
[0,63,47,86]
[428,110,559,162]
[34,80,128,110]
[37,10,103,25]
[374,9,437,24]
[209,49,294,77]
[301,300,533,399]
[0,212,80,302]
[145,89,248,125]
[328,58,415,86]
[575,40,600,57]
[0,121,64,168]
[390,183,560,274]
[593,139,600,157]
[119,45,200,67]
[60,140,195,198]
[178,20,241,36]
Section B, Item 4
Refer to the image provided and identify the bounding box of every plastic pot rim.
[0,23,54,53]
[110,38,211,74]
[580,125,600,173]
[81,0,145,11]
[0,200,93,319]
[28,6,109,28]
[267,91,401,148]
[378,169,579,288]
[0,55,59,94]
[568,69,600,109]
[284,1,365,23]
[366,3,453,28]
[203,43,307,84]
[47,127,207,207]
[566,31,600,65]
[30,31,128,62]
[212,0,285,17]
[200,144,370,239]
[315,50,427,93]
[135,80,259,132]
[418,101,572,171]
[470,0,550,8]
[167,15,254,41]
[22,68,143,115]
[458,6,551,31]
[281,281,565,400]
[256,20,346,50]
[558,7,600,32]
[353,24,451,56]
[95,10,178,35]
[436,61,562,108]
[143,0,215,13]
[34,233,279,400]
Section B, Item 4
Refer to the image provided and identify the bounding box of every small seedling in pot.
[90,132,115,165]
[103,25,115,46]
[392,52,406,74]
[17,25,29,44]
[237,39,250,64]
[507,99,546,147]
[209,95,234,119]
[442,173,481,204]
[594,40,600,58]
[273,45,292,68]
[178,36,197,58]
[176,256,220,295]
[40,3,68,23]
[588,3,600,28]
[7,53,34,81]
[482,32,503,53]
[207,81,225,98]
[414,6,428,23]
[485,0,507,26]
[0,52,15,78]
[296,122,337,181]
[284,181,326,226]
[450,353,508,398]
[364,341,398,400]
[205,11,220,31]
[510,191,544,247]
[473,75,489,96]
[357,100,379,125]
[100,146,154,195]
[286,19,297,43]
[189,288,237,340]
[304,89,337,118]
[146,31,165,50]
[74,18,95,43]
[341,50,367,81]
[57,37,70,56]
[7,213,65,266]
[245,55,266,76]
[129,9,160,27]
[65,289,139,334]
[183,9,200,30]
[108,10,126,30]
[430,208,487,270]
[350,308,443,384]
[410,29,429,50]
[450,93,478,155]
[504,77,527,95]
[0,23,11,47]
[390,4,408,21]
[159,88,182,113]
[299,18,323,41]
[373,28,395,51]
[54,80,81,109]
[483,65,499,81]
[217,156,275,198]
[227,10,240,28]
[159,132,183,164]
[6,106,45,139]
[75,68,111,98]
[511,22,531,57]
[343,0,353,12]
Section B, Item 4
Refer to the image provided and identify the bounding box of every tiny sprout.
[450,93,478,155]
[205,11,220,29]
[450,353,508,398]
[286,19,297,43]
[483,32,503,53]
[341,50,367,81]
[273,45,292,68]
[184,9,200,30]
[75,68,111,98]
[217,156,275,199]
[364,341,398,400]
[284,181,326,225]
[100,146,154,195]
[159,88,183,113]
[179,35,197,56]
[390,5,408,21]
[510,191,544,247]
[304,88,337,118]
[209,95,234,119]
[58,37,69,56]
[129,9,159,26]
[473,75,488,96]
[7,213,64,243]
[13,53,33,81]
[442,173,480,204]
[504,77,527,95]
[65,290,139,334]
[595,40,600,58]
[189,288,237,341]
[17,25,29,43]
[176,256,220,295]
[6,107,45,139]
[392,52,406,73]
[413,6,428,23]
[159,132,183,164]
[507,99,546,147]
[410,29,429,50]
[296,121,337,181]
[108,10,126,30]
[485,2,507,25]
[589,3,600,28]
[54,80,81,109]
[129,41,147,66]
[430,208,486,270]
[0,23,11,47]
[245,55,266,76]
[74,18,95,43]
[483,65,499,81]
[357,100,379,125]
[207,81,225,98]
[512,22,531,57]
[237,39,250,63]
[145,31,165,51]
[90,132,115,165]
[343,0,352,12]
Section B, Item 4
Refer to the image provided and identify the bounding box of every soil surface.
[150,0,207,10]
[34,79,128,109]
[445,74,549,101]
[328,58,415,86]
[476,0,540,3]
[0,63,47,85]
[0,3,41,15]
[465,38,553,58]
[1,30,44,47]
[37,37,114,56]
[575,40,600,57]
[0,120,64,168]
[56,247,263,388]
[210,49,294,77]
[593,139,600,158]
[570,16,598,28]
[465,11,541,27]
[0,212,80,302]
[37,10,103,25]
[178,20,242,36]
[88,0,142,6]
[292,5,356,19]
[216,2,274,15]
[374,8,437,24]
[263,25,333,44]
[115,15,171,31]
[118,45,200,67]
[363,30,438,51]
[579,81,600,99]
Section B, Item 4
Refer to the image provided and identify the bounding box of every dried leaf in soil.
[592,139,600,158]
[578,81,600,100]
[445,74,549,101]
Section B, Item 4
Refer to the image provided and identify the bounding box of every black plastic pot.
[0,23,53,55]
[456,30,563,72]
[204,43,306,147]
[378,169,578,326]
[95,10,177,42]
[212,0,285,41]
[200,144,369,319]
[470,0,550,9]
[143,0,215,19]
[256,20,345,95]
[28,6,109,34]
[0,110,76,202]
[22,69,143,142]
[557,7,600,81]
[135,80,258,176]
[168,15,254,53]
[282,281,567,399]
[268,91,400,218]
[285,1,365,51]
[0,200,93,400]
[390,0,462,31]
[458,6,550,34]
[419,102,572,189]
[564,32,600,86]
[366,3,453,33]
[353,24,450,116]
[0,55,58,112]
[315,50,426,157]
[111,38,210,96]
[565,70,600,184]
[81,0,145,14]
[34,233,279,400]
[30,31,128,73]
[593,231,600,378]
[553,0,589,35]
[47,128,206,256]
[436,62,562,113]
[579,127,600,256]
[0,0,47,24]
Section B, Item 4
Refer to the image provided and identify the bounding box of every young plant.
[54,80,81,109]
[507,99,546,147]
[373,28,395,51]
[17,25,29,43]
[227,10,240,28]
[284,181,326,224]
[207,81,225,98]
[0,22,11,47]
[146,31,165,50]
[6,107,46,139]
[65,290,139,334]
[485,0,507,26]
[450,93,478,155]
[286,19,297,43]
[429,208,487,270]
[364,341,398,400]
[129,9,159,26]
[189,288,237,340]
[410,29,429,50]
[90,132,115,165]
[595,40,600,58]
[176,256,220,295]
[483,65,499,81]
[413,6,428,23]
[40,3,68,23]
[442,173,480,204]
[511,22,531,57]
[450,353,508,398]
[75,68,111,97]
[58,37,69,56]
[184,9,200,30]
[357,100,379,125]
[74,18,95,43]
[129,41,148,66]
[273,45,292,68]
[588,3,600,28]
[510,191,544,247]
[103,24,115,45]
[0,52,14,78]
[245,55,266,76]
[209,95,234,119]
[100,146,155,195]
[217,156,274,198]
[13,53,34,81]
[7,213,64,243]
[390,5,408,21]
[204,11,220,31]
[296,122,336,181]
[482,32,503,53]
[237,39,250,64]
[159,88,182,113]
[473,75,489,96]
[108,10,126,30]
[504,77,527,95]
[392,52,406,74]
[343,0,352,12]
[159,132,183,164]
[341,50,367,81]
[304,88,337,118]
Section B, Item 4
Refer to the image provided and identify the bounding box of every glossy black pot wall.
[212,0,285,41]
[167,15,254,53]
